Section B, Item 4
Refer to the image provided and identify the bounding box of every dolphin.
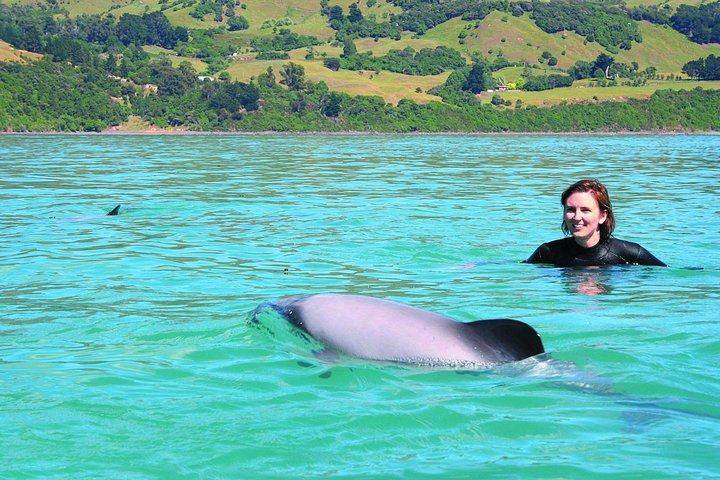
[54,204,122,222]
[263,293,544,368]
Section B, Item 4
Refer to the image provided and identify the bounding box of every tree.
[143,11,182,48]
[117,13,148,46]
[228,15,249,31]
[280,62,306,91]
[115,12,186,48]
[327,5,344,22]
[104,52,118,74]
[464,62,488,94]
[210,87,241,113]
[594,53,615,78]
[342,37,357,58]
[683,54,720,80]
[237,82,260,111]
[45,36,91,64]
[291,92,307,114]
[76,13,116,44]
[118,57,131,78]
[348,3,363,23]
[682,59,705,78]
[178,61,198,85]
[258,66,276,87]
[324,58,341,71]
[150,57,197,96]
[671,3,720,44]
[524,74,574,91]
[705,55,720,80]
[322,92,342,117]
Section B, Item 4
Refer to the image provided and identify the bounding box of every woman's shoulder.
[607,237,648,254]
[538,237,577,253]
[524,237,575,263]
[607,237,667,266]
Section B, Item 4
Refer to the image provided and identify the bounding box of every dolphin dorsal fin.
[107,205,121,216]
[467,319,545,361]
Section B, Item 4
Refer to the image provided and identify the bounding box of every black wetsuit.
[524,237,666,267]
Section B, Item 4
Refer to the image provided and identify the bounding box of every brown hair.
[560,179,615,242]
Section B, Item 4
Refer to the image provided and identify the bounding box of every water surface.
[2,134,719,478]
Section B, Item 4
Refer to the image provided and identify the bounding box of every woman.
[525,179,666,267]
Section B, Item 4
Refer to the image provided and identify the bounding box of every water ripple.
[2,134,719,479]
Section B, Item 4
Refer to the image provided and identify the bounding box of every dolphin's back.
[272,294,544,366]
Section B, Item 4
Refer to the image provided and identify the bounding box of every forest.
[1,0,719,132]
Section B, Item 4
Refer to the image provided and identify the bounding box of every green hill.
[2,0,720,131]
[10,0,714,103]
[616,21,720,75]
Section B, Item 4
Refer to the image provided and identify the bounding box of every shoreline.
[2,129,718,136]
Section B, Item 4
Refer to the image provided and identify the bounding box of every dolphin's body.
[55,205,122,222]
[267,293,544,367]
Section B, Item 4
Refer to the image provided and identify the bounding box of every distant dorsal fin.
[466,319,545,361]
[107,205,121,216]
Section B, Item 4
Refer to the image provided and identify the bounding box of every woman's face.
[563,191,608,248]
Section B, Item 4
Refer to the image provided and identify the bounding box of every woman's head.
[560,179,615,244]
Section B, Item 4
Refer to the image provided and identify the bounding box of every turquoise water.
[2,134,719,479]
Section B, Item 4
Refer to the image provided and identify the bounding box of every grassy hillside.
[446,12,608,70]
[355,34,444,57]
[58,0,150,17]
[624,0,702,7]
[496,78,720,106]
[142,46,209,72]
[0,39,41,62]
[616,22,720,74]
[2,0,720,106]
[225,47,450,105]
[217,6,720,104]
